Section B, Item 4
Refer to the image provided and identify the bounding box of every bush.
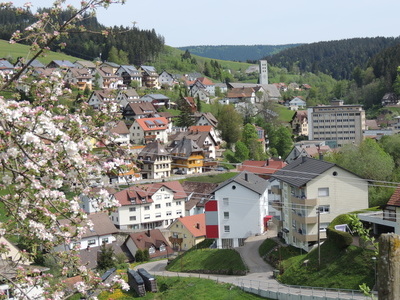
[326,227,353,249]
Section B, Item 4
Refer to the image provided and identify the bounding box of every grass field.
[183,172,237,184]
[0,39,81,65]
[166,248,247,274]
[98,276,269,300]
[259,238,375,290]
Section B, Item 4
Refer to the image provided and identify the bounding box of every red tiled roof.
[114,187,153,206]
[189,125,213,133]
[128,229,173,258]
[177,214,206,237]
[139,180,187,200]
[238,160,287,175]
[136,117,168,131]
[387,185,400,207]
[197,77,214,85]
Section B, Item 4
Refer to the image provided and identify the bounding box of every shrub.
[326,227,353,249]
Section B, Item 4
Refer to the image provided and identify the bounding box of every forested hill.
[267,37,400,80]
[0,8,164,65]
[177,44,301,62]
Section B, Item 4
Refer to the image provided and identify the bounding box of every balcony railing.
[292,212,317,224]
[293,230,318,242]
[271,186,281,195]
[291,195,318,206]
[269,200,282,211]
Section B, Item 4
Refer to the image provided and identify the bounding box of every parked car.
[175,169,186,175]
[215,166,227,172]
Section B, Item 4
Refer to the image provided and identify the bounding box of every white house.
[88,90,116,109]
[56,212,118,251]
[115,65,142,87]
[116,89,140,109]
[271,156,369,252]
[205,171,269,248]
[110,181,187,230]
[129,116,169,145]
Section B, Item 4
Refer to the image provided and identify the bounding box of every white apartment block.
[307,100,365,147]
[110,181,186,230]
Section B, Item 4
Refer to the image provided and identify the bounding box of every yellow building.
[168,214,206,251]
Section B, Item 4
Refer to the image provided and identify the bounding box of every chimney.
[244,173,248,181]
[266,159,269,166]
[196,223,200,229]
[319,153,324,161]
[146,229,150,237]
[301,155,307,163]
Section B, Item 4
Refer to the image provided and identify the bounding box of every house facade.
[56,212,118,251]
[290,110,308,137]
[115,65,142,87]
[169,138,204,175]
[271,157,368,252]
[168,214,206,251]
[129,117,169,145]
[307,100,366,147]
[140,66,159,88]
[125,229,173,259]
[111,181,187,230]
[205,171,268,249]
[137,141,172,179]
[64,67,93,90]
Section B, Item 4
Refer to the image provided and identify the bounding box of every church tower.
[259,60,268,85]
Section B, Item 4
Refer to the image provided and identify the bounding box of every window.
[155,204,161,209]
[144,214,150,219]
[144,206,150,210]
[224,225,230,233]
[129,207,136,212]
[319,222,330,231]
[223,198,229,206]
[88,239,96,246]
[166,202,171,207]
[224,212,229,220]
[164,194,171,199]
[155,213,161,218]
[318,205,330,214]
[166,211,172,216]
[102,238,109,244]
[176,210,182,215]
[156,195,162,200]
[129,216,136,221]
[318,187,329,197]
[176,201,181,205]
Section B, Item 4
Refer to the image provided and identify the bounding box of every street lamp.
[371,256,377,290]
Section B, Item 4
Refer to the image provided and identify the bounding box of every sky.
[11,0,400,47]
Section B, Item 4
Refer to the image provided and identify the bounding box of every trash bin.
[273,269,280,278]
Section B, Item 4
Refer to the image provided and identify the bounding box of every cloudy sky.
[13,0,400,47]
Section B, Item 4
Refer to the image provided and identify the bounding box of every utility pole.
[317,207,321,269]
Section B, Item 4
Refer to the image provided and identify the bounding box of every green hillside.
[0,39,80,65]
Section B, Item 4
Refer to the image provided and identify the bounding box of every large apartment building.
[307,100,365,147]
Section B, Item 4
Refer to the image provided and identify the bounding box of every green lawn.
[183,172,237,184]
[166,248,247,274]
[0,39,79,65]
[98,276,269,300]
[259,238,375,290]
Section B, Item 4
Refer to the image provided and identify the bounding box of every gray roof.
[272,157,335,187]
[138,141,170,161]
[170,137,202,159]
[228,82,281,98]
[141,65,157,74]
[49,60,75,68]
[141,94,170,101]
[0,59,14,69]
[214,171,268,195]
[120,65,140,75]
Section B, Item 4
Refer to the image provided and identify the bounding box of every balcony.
[269,200,282,211]
[271,186,281,195]
[292,212,317,224]
[293,230,318,242]
[291,195,318,206]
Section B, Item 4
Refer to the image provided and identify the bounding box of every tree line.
[0,7,165,65]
